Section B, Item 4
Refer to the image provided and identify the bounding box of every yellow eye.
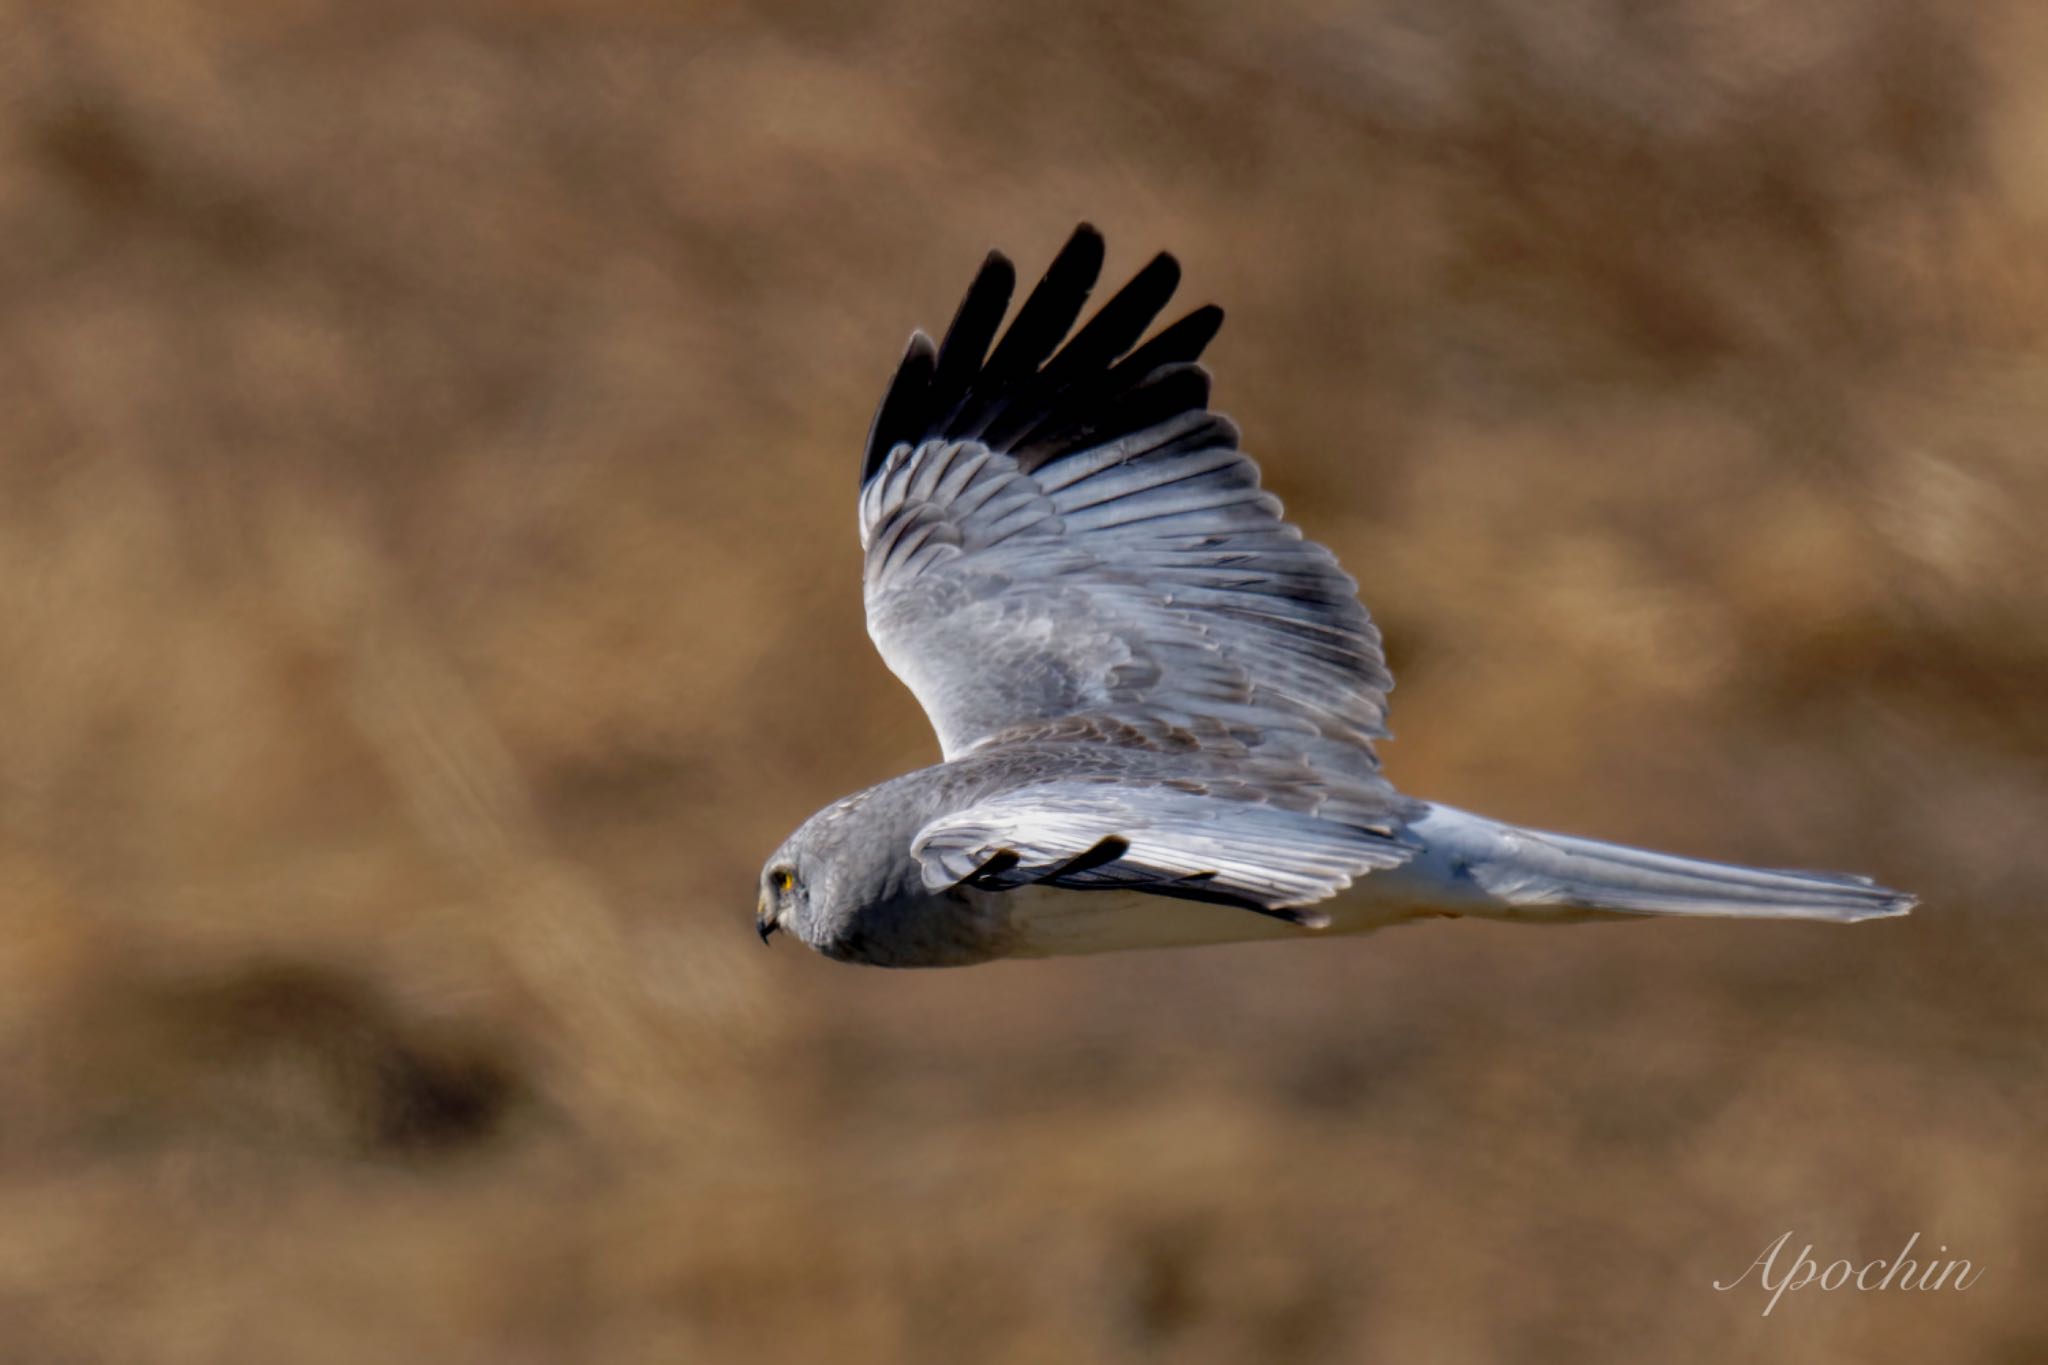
[771,867,794,894]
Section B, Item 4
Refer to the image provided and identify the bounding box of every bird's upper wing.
[911,776,1415,921]
[859,225,1393,772]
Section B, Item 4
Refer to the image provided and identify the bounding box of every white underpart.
[1000,803,1912,959]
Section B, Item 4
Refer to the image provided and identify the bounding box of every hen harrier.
[756,226,1913,967]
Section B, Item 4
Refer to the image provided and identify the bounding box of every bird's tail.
[1399,804,1915,923]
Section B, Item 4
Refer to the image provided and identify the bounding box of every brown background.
[3,2,2045,1361]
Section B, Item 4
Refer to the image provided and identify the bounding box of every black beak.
[756,900,778,945]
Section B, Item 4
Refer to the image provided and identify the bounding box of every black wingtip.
[961,848,1023,890]
[860,329,937,485]
[930,252,1016,422]
[977,224,1107,386]
[861,225,1226,487]
[1119,304,1225,377]
[1038,834,1131,883]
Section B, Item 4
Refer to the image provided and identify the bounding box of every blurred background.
[2,1,2044,1360]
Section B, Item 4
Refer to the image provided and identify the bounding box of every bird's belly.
[997,875,1461,960]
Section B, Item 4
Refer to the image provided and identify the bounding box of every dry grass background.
[2,1,2045,1360]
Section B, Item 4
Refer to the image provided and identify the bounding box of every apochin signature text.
[1715,1231,1983,1315]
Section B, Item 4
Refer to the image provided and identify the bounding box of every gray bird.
[756,225,1913,967]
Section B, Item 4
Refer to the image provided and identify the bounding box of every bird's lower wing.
[911,780,1415,927]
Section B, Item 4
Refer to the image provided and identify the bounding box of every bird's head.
[754,791,903,952]
[754,838,810,946]
[754,788,1010,966]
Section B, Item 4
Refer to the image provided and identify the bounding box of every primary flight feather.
[757,225,1913,967]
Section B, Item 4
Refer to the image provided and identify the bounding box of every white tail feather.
[1396,804,1915,923]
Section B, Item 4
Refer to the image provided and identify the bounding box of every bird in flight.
[756,225,1914,966]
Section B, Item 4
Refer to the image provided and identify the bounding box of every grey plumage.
[757,225,1914,967]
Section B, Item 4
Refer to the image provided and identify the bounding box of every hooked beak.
[756,895,779,945]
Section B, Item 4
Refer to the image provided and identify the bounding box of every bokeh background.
[3,1,2045,1360]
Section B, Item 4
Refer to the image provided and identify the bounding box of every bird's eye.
[771,867,795,894]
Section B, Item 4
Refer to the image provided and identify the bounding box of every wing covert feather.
[911,781,1416,918]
